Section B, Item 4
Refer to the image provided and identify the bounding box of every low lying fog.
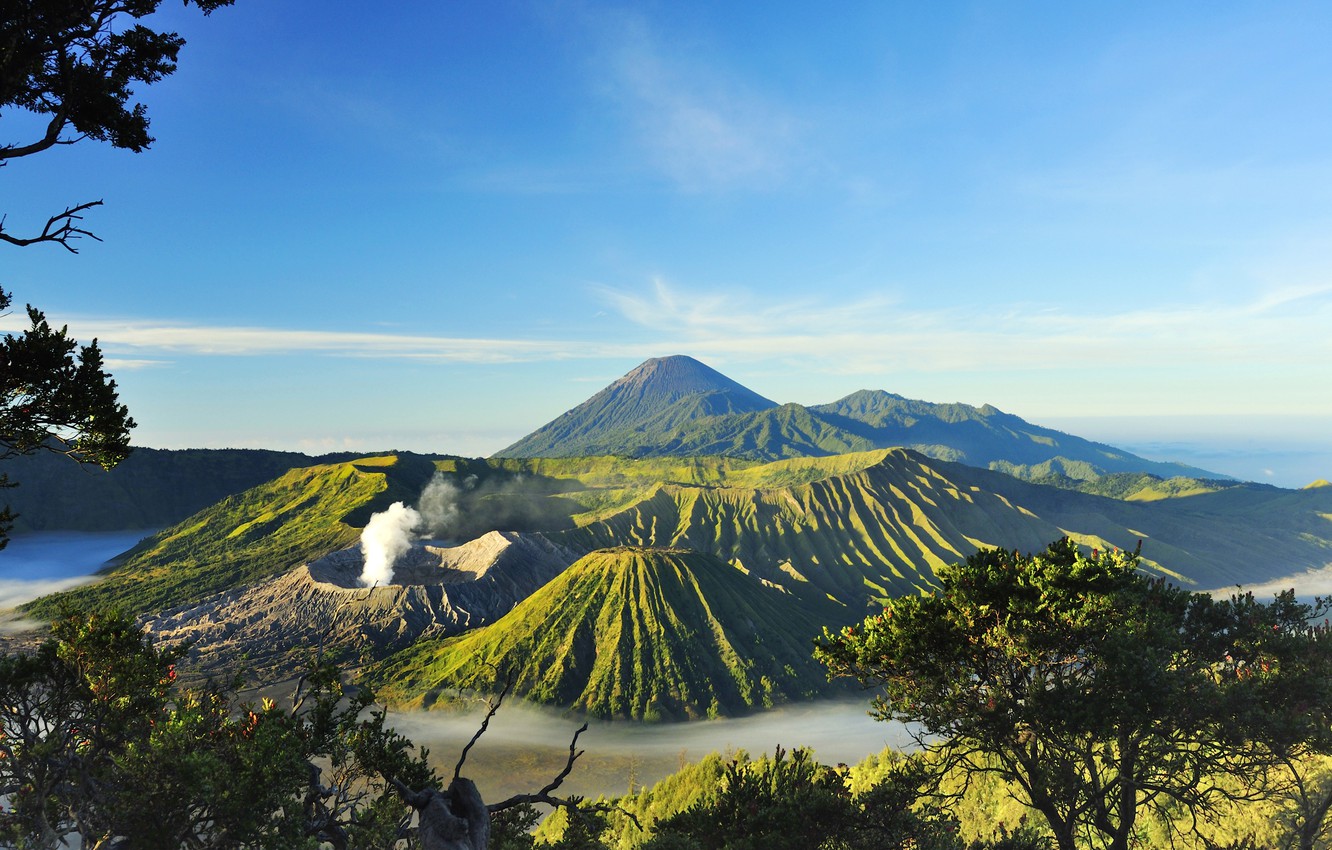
[0,530,150,615]
[386,697,912,802]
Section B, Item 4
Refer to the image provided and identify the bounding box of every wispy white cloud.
[590,278,1332,410]
[593,277,899,337]
[5,278,1328,418]
[103,358,170,371]
[7,278,1327,390]
[1216,562,1332,599]
[0,576,99,611]
[594,12,798,191]
[0,315,631,363]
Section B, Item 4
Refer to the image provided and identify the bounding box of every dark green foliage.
[0,609,309,847]
[3,0,234,546]
[1,290,135,548]
[545,747,963,850]
[642,747,857,850]
[0,609,439,849]
[491,803,541,850]
[1,0,234,249]
[815,538,1332,850]
[371,547,842,719]
[541,802,614,850]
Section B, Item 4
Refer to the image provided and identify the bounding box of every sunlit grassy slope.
[24,454,437,619]
[25,448,1332,627]
[548,449,1066,607]
[510,449,1332,598]
[369,546,842,720]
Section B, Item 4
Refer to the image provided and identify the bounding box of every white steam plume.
[358,502,421,587]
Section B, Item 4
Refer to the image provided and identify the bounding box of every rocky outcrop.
[144,531,578,682]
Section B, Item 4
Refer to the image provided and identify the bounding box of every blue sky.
[3,1,1330,482]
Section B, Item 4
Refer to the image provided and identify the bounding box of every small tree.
[1,289,135,546]
[0,609,315,848]
[814,538,1332,850]
[2,0,233,544]
[634,747,961,850]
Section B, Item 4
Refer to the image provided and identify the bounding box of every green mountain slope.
[814,390,1219,479]
[33,447,1328,628]
[498,357,1225,482]
[549,449,1067,609]
[952,460,1332,588]
[500,355,777,457]
[370,547,841,720]
[24,454,438,619]
[509,450,1332,602]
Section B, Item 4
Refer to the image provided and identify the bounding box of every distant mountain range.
[11,356,1332,721]
[499,355,1225,482]
[0,355,1251,539]
[25,448,1332,717]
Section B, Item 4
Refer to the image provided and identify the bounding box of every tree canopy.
[0,609,441,848]
[814,538,1332,850]
[2,0,235,543]
[1,0,234,250]
[1,288,135,546]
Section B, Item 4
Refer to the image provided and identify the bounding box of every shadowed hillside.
[2,447,329,532]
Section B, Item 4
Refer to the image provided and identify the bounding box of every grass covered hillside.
[550,449,1072,607]
[25,454,438,619]
[370,546,842,720]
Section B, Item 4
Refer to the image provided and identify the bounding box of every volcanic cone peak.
[307,530,568,588]
[497,355,778,457]
[144,530,579,683]
[611,355,775,405]
[370,544,843,720]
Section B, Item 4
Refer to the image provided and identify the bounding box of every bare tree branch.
[454,675,513,783]
[0,201,103,252]
[486,721,589,812]
[0,110,70,162]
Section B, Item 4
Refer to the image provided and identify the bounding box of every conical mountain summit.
[370,545,839,720]
[497,356,1224,481]
[498,355,777,457]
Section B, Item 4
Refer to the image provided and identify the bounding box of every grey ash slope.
[497,356,1224,481]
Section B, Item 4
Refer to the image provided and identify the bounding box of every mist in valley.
[386,697,912,803]
[0,530,150,614]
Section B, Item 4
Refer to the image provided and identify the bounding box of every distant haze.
[1039,415,1332,489]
